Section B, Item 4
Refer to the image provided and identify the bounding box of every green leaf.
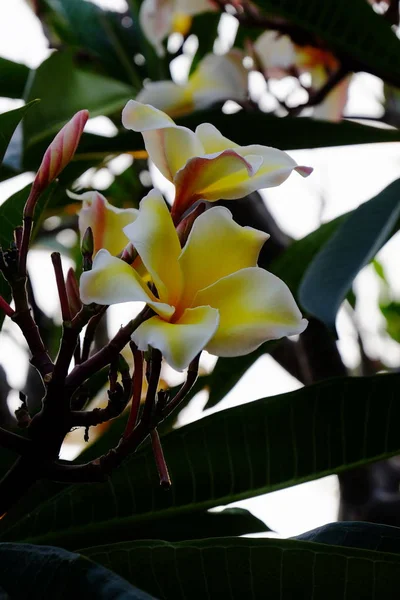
[179,110,400,150]
[5,372,400,546]
[23,49,135,148]
[380,301,400,343]
[254,0,400,87]
[0,543,155,599]
[41,0,143,86]
[270,214,348,298]
[0,100,39,166]
[0,57,30,99]
[295,521,400,554]
[299,178,400,330]
[0,182,65,331]
[80,535,400,599]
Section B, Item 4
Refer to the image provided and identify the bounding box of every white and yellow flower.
[253,31,351,122]
[140,0,216,56]
[71,191,138,257]
[136,50,248,118]
[80,190,307,371]
[122,100,312,223]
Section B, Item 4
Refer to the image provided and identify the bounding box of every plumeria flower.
[253,31,351,122]
[122,100,312,223]
[80,189,307,371]
[140,0,216,56]
[136,50,248,118]
[69,190,137,257]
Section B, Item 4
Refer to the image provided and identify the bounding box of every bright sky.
[0,0,399,537]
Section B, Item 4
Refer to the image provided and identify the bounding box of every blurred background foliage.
[2,0,400,596]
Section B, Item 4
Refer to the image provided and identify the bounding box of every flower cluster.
[76,101,311,371]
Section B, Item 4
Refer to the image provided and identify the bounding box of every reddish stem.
[123,347,143,439]
[51,253,71,322]
[0,296,15,318]
[151,429,171,489]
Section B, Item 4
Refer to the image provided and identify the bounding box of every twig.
[66,306,153,393]
[141,349,162,425]
[51,253,71,322]
[162,354,200,417]
[151,429,171,489]
[0,296,15,318]
[123,345,143,438]
[81,306,108,362]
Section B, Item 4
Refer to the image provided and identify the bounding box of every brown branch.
[151,429,171,488]
[66,306,153,393]
[81,306,108,362]
[0,296,14,318]
[123,345,143,438]
[51,253,71,322]
[141,348,162,425]
[162,353,200,417]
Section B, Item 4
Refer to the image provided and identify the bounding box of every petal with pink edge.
[193,267,308,357]
[132,306,219,371]
[122,100,204,181]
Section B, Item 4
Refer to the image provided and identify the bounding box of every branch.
[162,353,200,417]
[66,306,153,393]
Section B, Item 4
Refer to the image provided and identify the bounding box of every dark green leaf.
[295,521,400,554]
[254,0,400,87]
[23,50,135,148]
[41,0,143,86]
[81,536,400,599]
[299,178,400,330]
[5,373,400,546]
[0,57,30,99]
[189,13,221,74]
[0,101,39,166]
[270,214,348,298]
[0,543,155,599]
[179,109,400,150]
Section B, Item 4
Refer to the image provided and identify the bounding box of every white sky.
[0,0,399,537]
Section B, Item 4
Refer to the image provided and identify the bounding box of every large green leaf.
[41,0,143,86]
[0,182,65,331]
[254,0,400,87]
[23,50,135,148]
[81,535,400,599]
[296,521,400,554]
[180,110,400,150]
[4,372,400,546]
[0,57,30,99]
[299,178,400,329]
[0,543,154,599]
[0,101,38,166]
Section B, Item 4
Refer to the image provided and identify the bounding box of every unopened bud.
[81,227,94,271]
[66,268,82,318]
[120,242,137,264]
[25,110,89,218]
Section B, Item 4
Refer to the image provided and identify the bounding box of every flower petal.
[195,122,239,153]
[122,100,204,181]
[196,123,312,189]
[193,267,307,356]
[72,190,138,256]
[123,189,183,306]
[172,149,262,220]
[80,249,174,318]
[179,206,269,307]
[132,306,219,371]
[189,51,248,110]
[136,81,193,118]
[139,0,174,56]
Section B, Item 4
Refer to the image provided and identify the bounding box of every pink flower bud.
[26,110,89,215]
